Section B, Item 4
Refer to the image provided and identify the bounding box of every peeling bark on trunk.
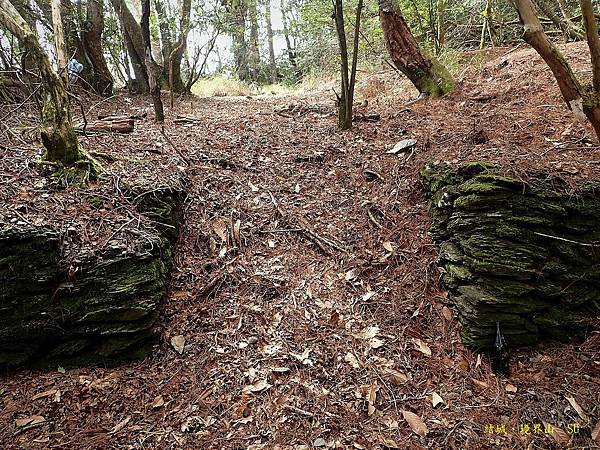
[0,0,83,165]
[83,0,114,96]
[51,0,68,81]
[379,0,454,97]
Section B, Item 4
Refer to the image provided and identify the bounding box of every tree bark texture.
[379,0,454,97]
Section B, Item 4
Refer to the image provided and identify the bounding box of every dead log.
[352,113,380,122]
[97,112,146,120]
[76,119,134,134]
[173,114,202,124]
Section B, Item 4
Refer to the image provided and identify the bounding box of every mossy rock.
[0,182,186,369]
[422,162,600,348]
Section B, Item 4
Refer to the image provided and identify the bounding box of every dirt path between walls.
[2,43,600,449]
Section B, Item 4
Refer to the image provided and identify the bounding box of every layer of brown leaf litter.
[1,42,600,449]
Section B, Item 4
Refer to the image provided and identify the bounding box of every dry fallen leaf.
[412,338,432,357]
[242,379,271,394]
[233,219,241,245]
[565,396,589,423]
[543,422,570,446]
[472,378,489,389]
[151,395,165,409]
[592,420,600,442]
[352,326,379,340]
[367,383,378,416]
[345,352,360,368]
[212,218,228,242]
[441,306,453,321]
[110,416,131,434]
[171,335,185,354]
[431,392,444,408]
[32,389,57,401]
[402,410,428,436]
[369,337,385,350]
[382,368,410,385]
[362,291,376,302]
[505,383,518,393]
[15,415,45,428]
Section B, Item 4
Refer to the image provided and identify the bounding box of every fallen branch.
[97,112,146,121]
[75,119,134,134]
[173,115,202,124]
[352,112,380,122]
[267,191,347,255]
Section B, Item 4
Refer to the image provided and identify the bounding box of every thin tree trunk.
[83,0,114,96]
[436,0,446,52]
[230,0,249,81]
[334,0,350,129]
[51,0,68,82]
[154,0,173,86]
[265,0,277,83]
[514,0,600,139]
[141,0,164,122]
[0,0,84,165]
[333,0,362,130]
[110,0,149,92]
[480,0,494,49]
[580,0,600,92]
[168,0,191,95]
[379,0,454,96]
[280,0,298,73]
[248,0,260,81]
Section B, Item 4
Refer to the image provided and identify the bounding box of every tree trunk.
[154,0,173,86]
[334,0,350,129]
[0,0,83,165]
[248,0,260,81]
[436,0,446,52]
[379,0,453,96]
[110,0,149,92]
[141,0,164,122]
[514,0,600,139]
[83,0,114,96]
[51,0,68,82]
[230,0,249,81]
[333,0,362,130]
[580,0,600,92]
[168,0,191,94]
[280,0,298,74]
[265,0,277,83]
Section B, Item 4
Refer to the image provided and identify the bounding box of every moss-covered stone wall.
[0,187,184,368]
[422,162,600,348]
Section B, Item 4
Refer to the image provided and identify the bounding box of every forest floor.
[1,42,600,449]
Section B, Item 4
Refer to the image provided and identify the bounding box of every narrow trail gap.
[162,95,446,445]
